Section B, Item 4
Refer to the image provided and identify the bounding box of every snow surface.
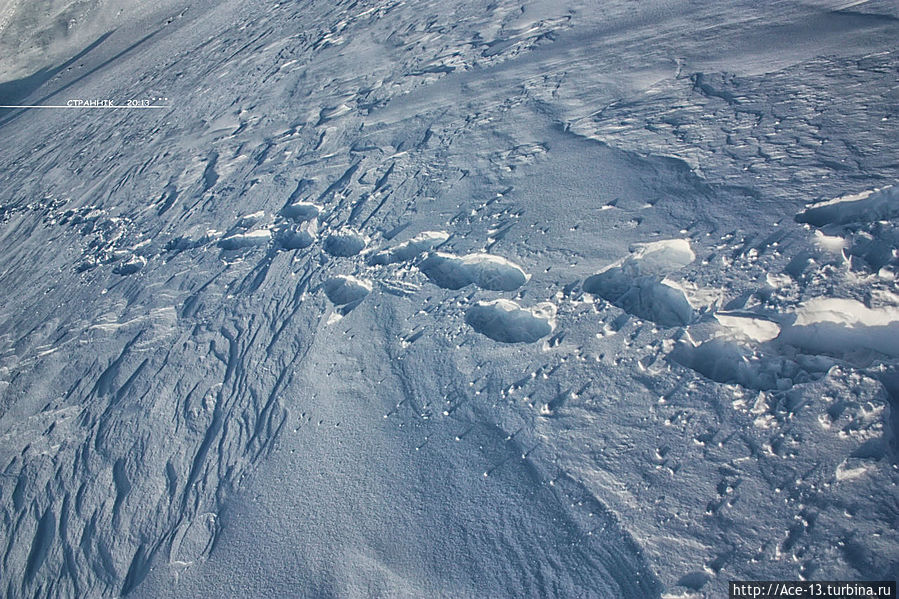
[1,0,898,597]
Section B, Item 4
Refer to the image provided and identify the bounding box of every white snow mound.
[584,239,695,326]
[625,239,696,277]
[779,297,899,357]
[419,252,528,291]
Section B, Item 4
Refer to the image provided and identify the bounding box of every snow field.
[0,0,897,597]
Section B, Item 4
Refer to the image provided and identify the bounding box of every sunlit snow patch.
[812,230,847,254]
[280,201,322,222]
[465,300,555,343]
[714,313,781,343]
[584,239,695,327]
[218,228,272,250]
[624,239,695,276]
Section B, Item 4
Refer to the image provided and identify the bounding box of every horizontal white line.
[0,105,171,109]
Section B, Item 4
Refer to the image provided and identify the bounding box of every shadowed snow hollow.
[465,300,555,343]
[323,275,372,306]
[323,229,367,257]
[279,201,321,222]
[274,222,316,250]
[796,185,899,227]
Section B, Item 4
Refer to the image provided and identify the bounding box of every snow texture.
[0,0,898,597]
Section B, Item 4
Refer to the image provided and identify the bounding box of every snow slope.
[0,0,897,597]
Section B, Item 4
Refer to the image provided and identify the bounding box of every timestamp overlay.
[731,581,896,599]
[0,96,171,109]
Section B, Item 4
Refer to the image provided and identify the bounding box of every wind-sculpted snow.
[465,299,555,343]
[168,513,217,566]
[368,230,449,265]
[419,252,528,291]
[780,298,899,358]
[0,0,898,597]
